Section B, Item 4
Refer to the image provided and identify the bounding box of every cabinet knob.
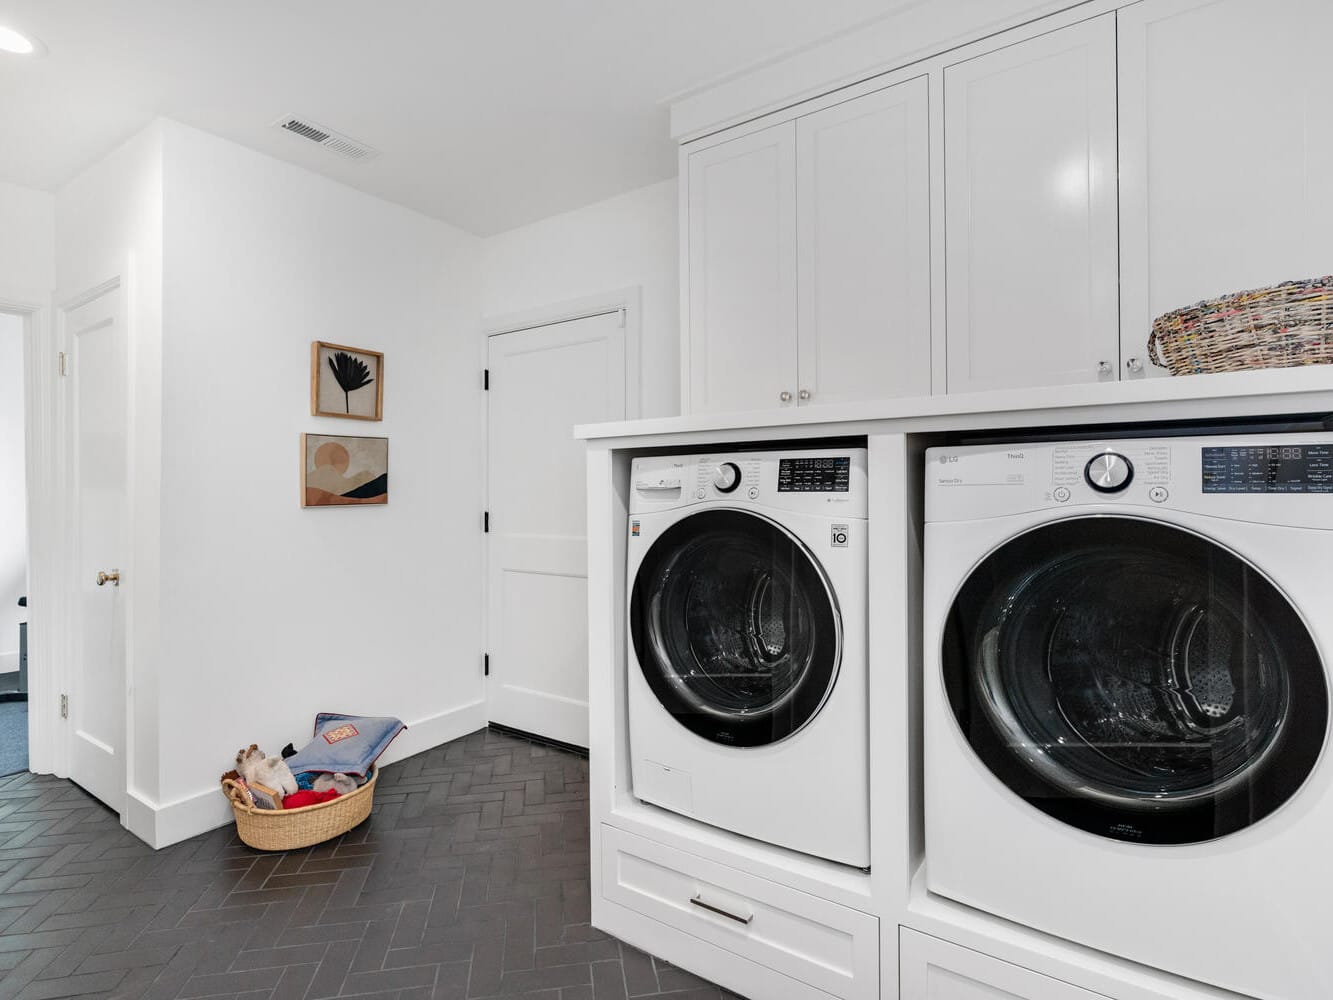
[798,388,811,401]
[779,391,793,403]
[1126,357,1144,374]
[1097,361,1113,377]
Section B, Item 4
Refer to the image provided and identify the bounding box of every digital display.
[778,456,851,492]
[1201,445,1333,493]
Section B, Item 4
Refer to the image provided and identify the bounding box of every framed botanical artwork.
[301,434,388,507]
[311,341,383,420]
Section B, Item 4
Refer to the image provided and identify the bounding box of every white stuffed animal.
[235,744,299,797]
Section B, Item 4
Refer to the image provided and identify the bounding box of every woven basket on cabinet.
[221,769,377,851]
[1148,276,1333,376]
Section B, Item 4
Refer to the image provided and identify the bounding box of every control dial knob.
[713,462,742,493]
[1084,451,1133,493]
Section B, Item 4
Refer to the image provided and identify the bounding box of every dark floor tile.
[0,732,746,1000]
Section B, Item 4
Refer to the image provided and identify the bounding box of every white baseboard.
[129,699,490,850]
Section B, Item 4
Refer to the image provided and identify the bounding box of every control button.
[1053,486,1071,503]
[713,462,742,493]
[1085,451,1134,493]
[747,486,760,500]
[1149,486,1169,503]
[695,488,706,500]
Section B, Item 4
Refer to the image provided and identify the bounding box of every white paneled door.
[944,15,1119,393]
[486,310,627,749]
[66,278,128,815]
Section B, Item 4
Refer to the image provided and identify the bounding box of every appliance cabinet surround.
[677,0,1333,413]
[684,75,931,414]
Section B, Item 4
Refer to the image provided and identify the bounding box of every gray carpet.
[0,698,27,776]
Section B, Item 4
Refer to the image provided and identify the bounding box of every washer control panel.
[631,448,867,517]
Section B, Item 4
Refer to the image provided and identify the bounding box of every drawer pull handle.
[689,894,753,925]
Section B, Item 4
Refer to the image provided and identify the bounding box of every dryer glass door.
[631,509,841,747]
[943,515,1327,844]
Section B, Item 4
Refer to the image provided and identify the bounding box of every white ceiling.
[0,1,916,235]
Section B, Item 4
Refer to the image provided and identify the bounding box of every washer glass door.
[631,509,841,747]
[944,515,1328,843]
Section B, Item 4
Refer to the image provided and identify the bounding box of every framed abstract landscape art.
[311,341,383,420]
[301,434,388,507]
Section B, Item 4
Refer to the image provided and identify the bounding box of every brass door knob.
[96,570,120,587]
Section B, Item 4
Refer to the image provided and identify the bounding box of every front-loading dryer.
[628,448,869,867]
[924,434,1333,1000]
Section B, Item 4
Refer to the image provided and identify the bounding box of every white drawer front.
[601,826,878,1000]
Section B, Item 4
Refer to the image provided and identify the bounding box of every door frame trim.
[1,284,55,775]
[479,287,642,720]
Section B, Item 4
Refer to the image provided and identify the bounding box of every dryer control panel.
[927,432,1333,528]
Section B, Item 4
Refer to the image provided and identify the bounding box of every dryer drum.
[631,509,842,748]
[943,515,1328,844]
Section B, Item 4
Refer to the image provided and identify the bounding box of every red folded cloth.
[281,788,340,809]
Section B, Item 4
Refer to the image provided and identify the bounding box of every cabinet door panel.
[944,16,1119,393]
[796,77,931,406]
[900,929,1112,1000]
[686,124,797,414]
[1119,0,1333,379]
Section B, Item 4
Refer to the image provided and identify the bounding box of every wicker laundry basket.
[1148,276,1333,376]
[221,769,377,851]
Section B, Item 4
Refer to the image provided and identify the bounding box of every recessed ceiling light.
[0,26,44,56]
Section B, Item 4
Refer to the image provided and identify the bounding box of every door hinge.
[483,511,490,533]
[57,351,69,376]
[483,368,489,390]
[60,693,68,719]
[484,654,490,677]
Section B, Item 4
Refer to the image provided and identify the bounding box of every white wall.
[0,179,55,298]
[480,179,679,418]
[154,123,485,826]
[0,314,23,669]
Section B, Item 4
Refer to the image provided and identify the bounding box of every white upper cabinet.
[1118,0,1333,379]
[796,77,932,406]
[686,123,798,414]
[944,15,1120,394]
[683,76,932,414]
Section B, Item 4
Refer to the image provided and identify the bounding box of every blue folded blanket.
[285,712,406,778]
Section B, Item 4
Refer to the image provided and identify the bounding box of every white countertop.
[576,366,1333,442]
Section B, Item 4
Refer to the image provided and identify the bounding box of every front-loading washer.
[627,447,869,867]
[924,433,1333,1000]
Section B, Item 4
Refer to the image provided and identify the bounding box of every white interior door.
[487,310,626,749]
[65,279,128,814]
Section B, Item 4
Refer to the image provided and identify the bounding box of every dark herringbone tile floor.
[0,728,746,1000]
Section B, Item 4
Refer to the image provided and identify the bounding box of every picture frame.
[301,433,389,508]
[311,341,383,420]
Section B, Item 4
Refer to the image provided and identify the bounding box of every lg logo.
[938,454,959,464]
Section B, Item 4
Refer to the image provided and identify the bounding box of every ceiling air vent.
[273,116,379,161]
